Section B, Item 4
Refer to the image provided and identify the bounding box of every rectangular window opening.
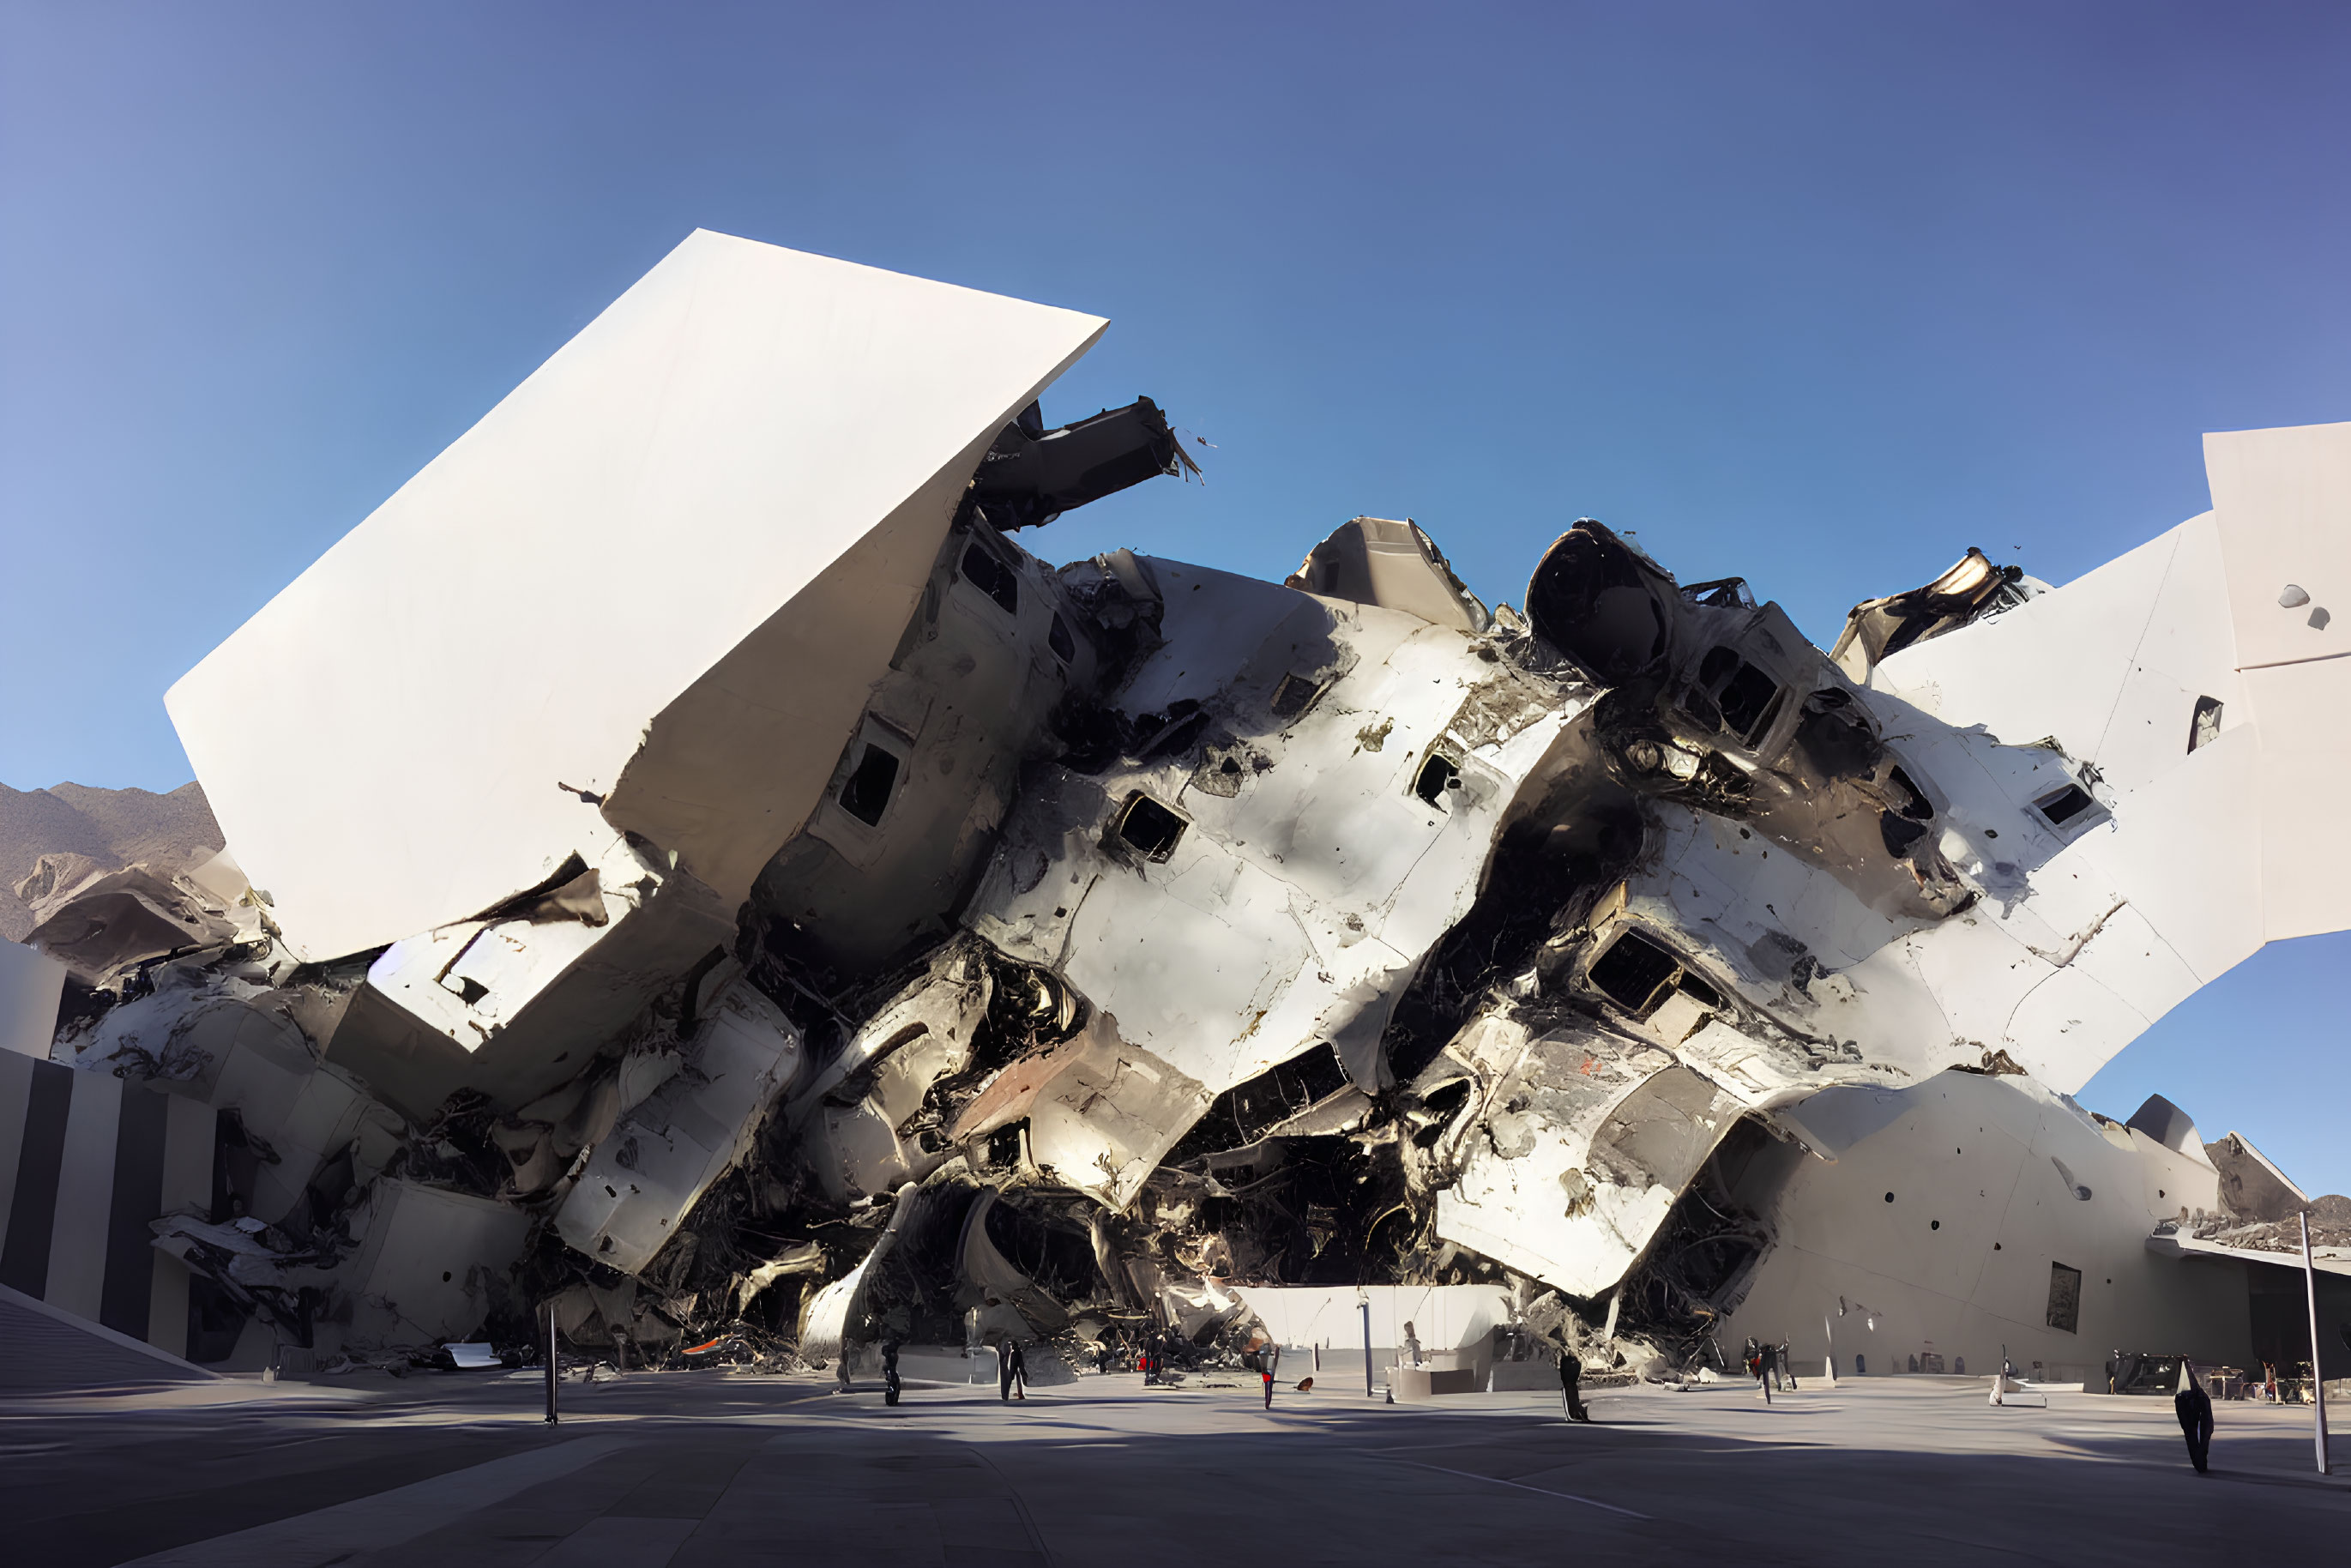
[1587,929,1682,1018]
[2188,695,2223,754]
[2045,1260,2082,1334]
[1414,752,1462,808]
[1048,612,1076,664]
[1701,646,1786,747]
[2035,783,2095,828]
[1116,794,1186,860]
[959,542,1021,615]
[1270,673,1323,720]
[838,743,901,827]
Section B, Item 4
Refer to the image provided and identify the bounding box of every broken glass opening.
[838,744,901,826]
[1697,647,1786,747]
[1679,577,1756,609]
[2034,783,2095,827]
[2188,695,2223,753]
[1583,928,1721,1020]
[959,542,1020,615]
[1885,765,1933,821]
[1116,794,1186,860]
[1269,673,1322,720]
[2045,1261,2083,1334]
[1048,612,1076,664]
[984,1120,1028,1170]
[1414,752,1462,807]
[1879,811,1928,856]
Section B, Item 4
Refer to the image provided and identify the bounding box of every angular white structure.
[168,231,1106,965]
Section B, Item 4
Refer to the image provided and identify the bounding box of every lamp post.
[1358,1287,1373,1400]
[544,1299,559,1426]
[2304,1211,2330,1475]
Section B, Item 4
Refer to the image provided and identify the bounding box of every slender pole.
[1824,1316,1836,1387]
[1361,1302,1373,1399]
[2304,1211,2329,1475]
[545,1300,560,1426]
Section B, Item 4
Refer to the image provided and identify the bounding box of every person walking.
[1777,1339,1796,1391]
[882,1338,901,1407]
[2175,1360,2215,1474]
[1745,1337,1771,1404]
[996,1336,1017,1402]
[1559,1348,1591,1423]
[1261,1342,1281,1409]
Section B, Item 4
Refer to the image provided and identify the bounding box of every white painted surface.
[1234,1283,1513,1353]
[0,940,65,1059]
[558,978,802,1272]
[1725,1073,2249,1380]
[2205,419,2351,672]
[169,231,1106,962]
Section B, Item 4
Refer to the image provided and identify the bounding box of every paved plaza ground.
[7,1366,2346,1565]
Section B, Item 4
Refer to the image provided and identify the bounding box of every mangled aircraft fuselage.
[24,235,2338,1385]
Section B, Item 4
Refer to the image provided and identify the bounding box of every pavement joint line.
[1363,1455,1653,1520]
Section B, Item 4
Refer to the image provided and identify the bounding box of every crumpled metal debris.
[9,235,2348,1391]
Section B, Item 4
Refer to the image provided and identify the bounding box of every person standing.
[1745,1337,1771,1404]
[1008,1339,1028,1401]
[1261,1342,1281,1409]
[997,1336,1017,1402]
[2175,1360,2215,1474]
[882,1339,902,1407]
[1777,1339,1795,1391]
[1559,1348,1591,1423]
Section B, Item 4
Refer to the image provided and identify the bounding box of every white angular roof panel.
[168,232,1106,962]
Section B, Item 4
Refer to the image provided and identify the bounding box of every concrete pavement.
[7,1369,2345,1565]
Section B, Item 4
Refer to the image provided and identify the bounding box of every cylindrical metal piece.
[1361,1302,1373,1398]
[2305,1211,2329,1474]
[546,1300,560,1426]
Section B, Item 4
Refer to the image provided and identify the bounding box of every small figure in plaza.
[1560,1348,1591,1423]
[2175,1360,2215,1475]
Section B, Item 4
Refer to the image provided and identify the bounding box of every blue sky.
[3,3,2347,1188]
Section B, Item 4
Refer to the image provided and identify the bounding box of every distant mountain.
[0,782,222,941]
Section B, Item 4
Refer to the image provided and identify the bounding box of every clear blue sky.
[3,3,2347,1189]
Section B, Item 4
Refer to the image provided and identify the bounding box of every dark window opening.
[2046,1260,2083,1334]
[1885,765,1933,821]
[1585,929,1720,1019]
[2188,695,2223,753]
[1879,811,1928,857]
[1116,794,1186,860]
[2035,783,2095,827]
[1414,752,1462,807]
[1270,673,1322,720]
[838,743,901,826]
[1135,703,1210,760]
[959,542,1020,615]
[1048,612,1076,663]
[984,1120,1028,1170]
[1697,646,1786,746]
[1680,577,1756,609]
[1676,970,1722,1008]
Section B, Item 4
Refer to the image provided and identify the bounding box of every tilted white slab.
[170,231,1105,962]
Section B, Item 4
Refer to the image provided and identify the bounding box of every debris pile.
[6,232,2348,1391]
